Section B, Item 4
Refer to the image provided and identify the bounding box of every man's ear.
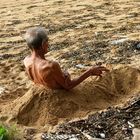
[42,40,47,50]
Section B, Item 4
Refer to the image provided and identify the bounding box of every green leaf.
[0,127,6,136]
[0,135,4,140]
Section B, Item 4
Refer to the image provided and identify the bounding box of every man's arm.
[52,62,108,90]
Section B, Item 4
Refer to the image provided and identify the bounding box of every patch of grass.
[0,124,22,140]
[0,125,8,140]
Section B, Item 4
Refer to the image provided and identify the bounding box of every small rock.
[128,121,135,128]
[124,137,130,140]
[75,64,86,69]
[122,126,128,131]
[135,43,140,50]
[134,50,137,53]
[99,133,105,139]
[82,132,94,139]
[41,133,81,140]
[110,38,128,45]
[0,86,5,95]
[82,132,104,140]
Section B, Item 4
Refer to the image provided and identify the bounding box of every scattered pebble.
[99,133,105,139]
[128,121,135,128]
[0,86,5,95]
[82,132,95,139]
[41,133,81,140]
[134,43,140,50]
[41,96,140,140]
[110,38,129,45]
[75,64,86,69]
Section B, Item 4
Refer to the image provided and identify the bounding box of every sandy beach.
[0,0,140,139]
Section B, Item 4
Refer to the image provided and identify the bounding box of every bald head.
[24,27,48,50]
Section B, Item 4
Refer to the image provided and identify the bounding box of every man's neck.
[31,50,45,59]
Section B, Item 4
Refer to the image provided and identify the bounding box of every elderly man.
[24,27,108,90]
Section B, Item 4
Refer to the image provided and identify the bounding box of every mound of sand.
[0,66,140,128]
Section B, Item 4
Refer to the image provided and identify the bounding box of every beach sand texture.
[0,0,140,138]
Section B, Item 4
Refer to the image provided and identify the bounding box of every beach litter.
[41,95,140,140]
[41,133,82,140]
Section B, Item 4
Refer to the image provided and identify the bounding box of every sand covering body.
[0,66,140,128]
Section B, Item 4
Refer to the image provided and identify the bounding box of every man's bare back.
[24,27,109,90]
[24,56,70,89]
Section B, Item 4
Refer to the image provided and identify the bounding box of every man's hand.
[90,66,109,77]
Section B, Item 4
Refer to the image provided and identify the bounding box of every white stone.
[100,133,105,139]
[110,38,128,45]
[0,86,5,95]
[75,64,86,69]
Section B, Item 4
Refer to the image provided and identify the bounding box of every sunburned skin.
[24,54,109,90]
[24,27,109,90]
[24,56,69,89]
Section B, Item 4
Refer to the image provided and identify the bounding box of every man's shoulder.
[50,61,60,70]
[51,61,59,66]
[40,59,57,70]
[41,60,60,72]
[23,55,31,67]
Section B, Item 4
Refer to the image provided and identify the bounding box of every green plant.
[0,125,9,140]
[0,124,22,140]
